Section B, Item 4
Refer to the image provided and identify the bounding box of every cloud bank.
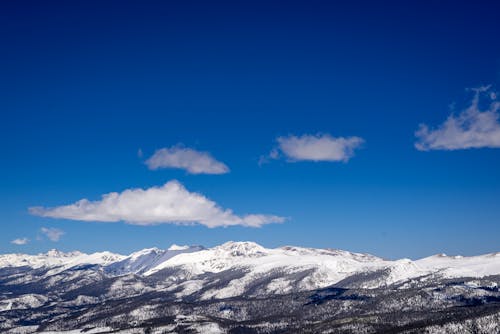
[11,238,29,245]
[145,146,229,174]
[267,133,364,163]
[30,181,284,228]
[415,86,500,151]
[41,227,65,241]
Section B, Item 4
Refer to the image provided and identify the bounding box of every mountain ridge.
[2,241,500,286]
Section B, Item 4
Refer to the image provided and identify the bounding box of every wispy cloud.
[11,238,29,245]
[29,181,284,228]
[145,145,229,174]
[415,86,500,151]
[40,227,65,242]
[264,133,364,163]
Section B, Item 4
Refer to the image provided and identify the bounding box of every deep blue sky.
[1,0,500,259]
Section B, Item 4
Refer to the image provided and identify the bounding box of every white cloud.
[11,238,29,245]
[268,133,364,162]
[29,181,284,228]
[40,227,65,242]
[145,146,229,174]
[415,86,500,151]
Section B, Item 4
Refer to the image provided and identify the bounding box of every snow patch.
[168,244,190,251]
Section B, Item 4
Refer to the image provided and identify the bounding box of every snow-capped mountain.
[0,248,123,270]
[105,245,204,275]
[2,242,500,333]
[2,242,500,289]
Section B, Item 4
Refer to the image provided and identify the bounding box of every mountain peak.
[217,241,267,257]
[44,249,83,258]
[129,247,162,257]
[45,249,64,257]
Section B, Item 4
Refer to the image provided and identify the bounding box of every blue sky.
[1,1,500,259]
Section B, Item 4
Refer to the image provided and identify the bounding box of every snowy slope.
[416,252,500,278]
[105,245,204,275]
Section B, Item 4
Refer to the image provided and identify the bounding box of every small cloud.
[11,238,29,245]
[137,148,143,158]
[29,181,284,228]
[265,133,364,163]
[40,227,65,242]
[415,85,500,151]
[269,148,279,160]
[145,145,229,174]
[258,148,279,166]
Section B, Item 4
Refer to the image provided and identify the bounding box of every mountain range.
[2,242,500,333]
